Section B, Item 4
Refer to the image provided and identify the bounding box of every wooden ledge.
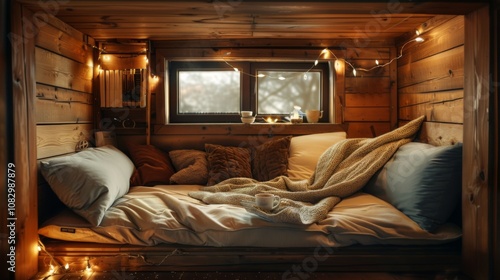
[153,123,348,136]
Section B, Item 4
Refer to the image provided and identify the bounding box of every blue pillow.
[364,142,462,232]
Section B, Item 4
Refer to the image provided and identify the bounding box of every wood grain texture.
[34,240,461,274]
[36,124,94,159]
[10,3,39,279]
[415,122,463,146]
[17,0,487,40]
[35,47,93,93]
[0,2,10,280]
[346,122,391,138]
[398,46,464,88]
[462,6,491,280]
[35,17,91,65]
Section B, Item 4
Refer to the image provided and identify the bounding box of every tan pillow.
[287,132,347,180]
[205,144,252,186]
[251,136,292,181]
[129,145,175,186]
[169,150,208,185]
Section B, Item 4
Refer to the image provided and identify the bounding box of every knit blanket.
[189,116,425,225]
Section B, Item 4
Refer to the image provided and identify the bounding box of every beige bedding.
[38,184,461,247]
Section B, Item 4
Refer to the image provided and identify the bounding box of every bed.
[36,116,464,273]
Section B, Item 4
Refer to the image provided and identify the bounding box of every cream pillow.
[287,132,347,180]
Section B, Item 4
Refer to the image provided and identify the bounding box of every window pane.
[178,71,240,113]
[257,71,321,115]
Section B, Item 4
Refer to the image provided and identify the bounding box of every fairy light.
[220,36,423,79]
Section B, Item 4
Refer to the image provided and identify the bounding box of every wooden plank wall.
[341,46,396,138]
[397,16,464,145]
[35,16,95,159]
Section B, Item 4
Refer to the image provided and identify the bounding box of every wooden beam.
[0,1,11,280]
[10,3,39,279]
[462,6,491,280]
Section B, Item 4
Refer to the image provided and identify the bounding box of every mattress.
[38,185,462,247]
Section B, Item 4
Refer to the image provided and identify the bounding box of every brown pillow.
[251,136,292,181]
[205,144,252,186]
[169,150,208,185]
[129,145,175,186]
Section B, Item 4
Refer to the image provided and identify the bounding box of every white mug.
[241,111,253,117]
[305,110,323,123]
[255,193,281,211]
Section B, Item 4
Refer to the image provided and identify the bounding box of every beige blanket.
[189,116,425,225]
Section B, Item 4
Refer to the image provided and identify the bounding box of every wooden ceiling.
[18,0,487,41]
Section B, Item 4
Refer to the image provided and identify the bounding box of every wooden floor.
[33,270,471,280]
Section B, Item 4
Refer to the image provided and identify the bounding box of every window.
[168,61,329,123]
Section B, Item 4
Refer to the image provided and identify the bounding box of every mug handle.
[272,196,281,210]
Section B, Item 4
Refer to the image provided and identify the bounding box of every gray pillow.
[364,142,462,232]
[40,145,135,226]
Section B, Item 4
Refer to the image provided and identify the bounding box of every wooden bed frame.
[36,123,463,275]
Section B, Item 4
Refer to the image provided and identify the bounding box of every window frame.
[168,60,330,123]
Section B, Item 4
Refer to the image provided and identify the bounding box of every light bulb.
[375,60,379,65]
[37,245,41,252]
[415,37,424,42]
[278,76,286,80]
[257,74,266,78]
[352,69,357,76]
[65,263,69,270]
[233,68,239,72]
[314,60,318,66]
[415,30,420,35]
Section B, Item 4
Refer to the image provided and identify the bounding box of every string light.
[221,36,425,78]
[38,240,181,277]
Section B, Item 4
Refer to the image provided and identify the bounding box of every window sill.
[153,123,347,136]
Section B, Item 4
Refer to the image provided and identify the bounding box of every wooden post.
[9,2,39,279]
[493,2,500,280]
[462,5,491,280]
[1,1,13,280]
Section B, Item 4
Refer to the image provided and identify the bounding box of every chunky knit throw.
[189,116,425,225]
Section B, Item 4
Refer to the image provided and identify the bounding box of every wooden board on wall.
[36,124,94,159]
[398,46,464,89]
[35,47,93,93]
[36,17,92,65]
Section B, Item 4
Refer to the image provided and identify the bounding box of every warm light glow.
[65,263,70,270]
[278,76,286,80]
[264,116,278,123]
[352,69,357,76]
[314,59,319,66]
[415,37,424,42]
[102,55,110,61]
[49,264,55,275]
[37,245,41,252]
[257,74,266,78]
[415,30,420,35]
[375,60,379,65]
[234,67,239,72]
[334,60,341,71]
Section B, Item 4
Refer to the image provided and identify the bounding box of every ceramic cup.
[255,193,281,211]
[241,111,253,117]
[305,110,323,123]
